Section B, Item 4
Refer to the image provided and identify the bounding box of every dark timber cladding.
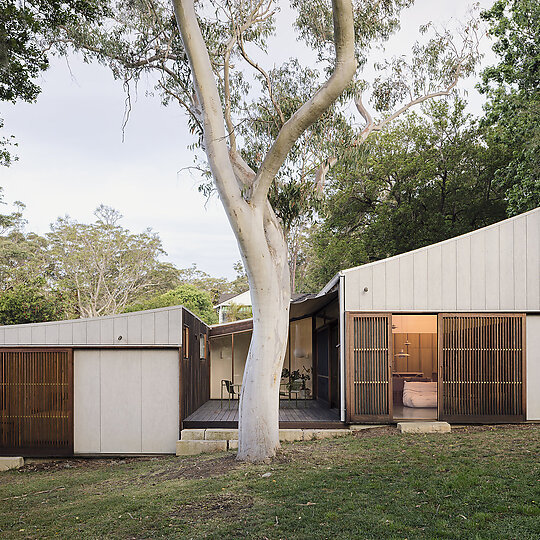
[346,313,392,423]
[180,309,210,425]
[438,314,526,423]
[0,349,73,456]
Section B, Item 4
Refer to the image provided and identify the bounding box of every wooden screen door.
[438,314,525,423]
[346,313,392,422]
[0,349,73,456]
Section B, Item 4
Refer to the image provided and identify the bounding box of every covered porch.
[181,290,343,429]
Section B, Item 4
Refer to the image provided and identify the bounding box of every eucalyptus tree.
[51,0,480,460]
[229,6,483,291]
[47,205,179,318]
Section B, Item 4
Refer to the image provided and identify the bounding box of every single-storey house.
[0,306,209,456]
[1,207,538,456]
[202,206,539,427]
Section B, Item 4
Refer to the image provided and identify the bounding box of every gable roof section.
[214,290,251,308]
[0,306,185,347]
[339,207,540,312]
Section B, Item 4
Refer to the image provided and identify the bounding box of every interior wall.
[233,333,251,387]
[393,333,437,379]
[392,315,438,379]
[209,335,233,399]
[288,318,313,396]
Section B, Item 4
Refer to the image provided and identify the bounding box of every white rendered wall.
[74,349,179,454]
[526,315,540,421]
[344,208,540,312]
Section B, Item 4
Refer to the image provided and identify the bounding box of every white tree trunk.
[236,207,291,461]
[172,0,356,461]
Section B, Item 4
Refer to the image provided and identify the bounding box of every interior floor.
[393,405,437,420]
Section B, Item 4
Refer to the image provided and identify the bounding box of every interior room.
[392,315,438,420]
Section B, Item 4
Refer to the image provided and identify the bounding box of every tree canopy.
[125,283,217,324]
[300,99,510,290]
[0,191,249,324]
[45,205,180,318]
[479,0,540,215]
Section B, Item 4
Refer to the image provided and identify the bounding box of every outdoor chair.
[279,379,308,407]
[220,379,241,408]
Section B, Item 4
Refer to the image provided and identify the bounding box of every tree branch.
[223,36,237,152]
[237,33,285,126]
[314,156,338,193]
[172,0,249,220]
[250,0,357,207]
[355,66,462,144]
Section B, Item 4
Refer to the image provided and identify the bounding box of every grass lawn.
[0,424,539,539]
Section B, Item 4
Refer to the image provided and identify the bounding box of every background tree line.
[0,193,248,325]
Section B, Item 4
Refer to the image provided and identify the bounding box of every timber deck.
[183,399,343,429]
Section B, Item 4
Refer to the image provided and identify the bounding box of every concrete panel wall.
[74,351,101,453]
[74,349,179,454]
[100,351,142,453]
[0,307,183,347]
[141,351,180,453]
[526,315,540,421]
[344,208,540,312]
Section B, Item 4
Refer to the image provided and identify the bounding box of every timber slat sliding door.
[346,313,392,422]
[438,314,525,423]
[0,349,73,456]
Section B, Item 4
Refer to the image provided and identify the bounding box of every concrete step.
[0,457,24,472]
[176,440,228,456]
[180,427,354,442]
[397,421,451,433]
[177,427,361,455]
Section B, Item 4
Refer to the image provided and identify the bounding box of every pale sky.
[0,0,496,280]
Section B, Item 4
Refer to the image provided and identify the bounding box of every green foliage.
[481,0,539,92]
[302,99,509,290]
[292,0,413,66]
[222,302,252,323]
[125,283,217,325]
[0,118,17,166]
[479,0,540,215]
[0,192,51,292]
[0,0,109,104]
[0,284,67,325]
[176,261,248,305]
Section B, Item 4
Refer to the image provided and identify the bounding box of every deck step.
[176,440,227,456]
[397,421,451,433]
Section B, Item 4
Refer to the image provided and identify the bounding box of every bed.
[402,381,437,408]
